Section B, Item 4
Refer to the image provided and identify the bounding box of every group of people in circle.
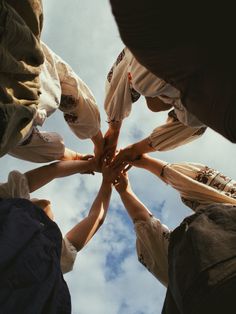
[1,1,236,313]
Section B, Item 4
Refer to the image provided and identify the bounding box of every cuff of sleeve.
[60,236,78,274]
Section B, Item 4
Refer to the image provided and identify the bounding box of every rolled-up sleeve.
[0,171,30,199]
[135,216,170,287]
[54,54,100,139]
[60,236,78,274]
[104,47,141,122]
[148,110,207,151]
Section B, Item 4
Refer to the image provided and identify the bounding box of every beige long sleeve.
[135,216,170,287]
[39,42,101,139]
[161,162,236,210]
[54,51,101,139]
[148,111,206,151]
[104,47,140,122]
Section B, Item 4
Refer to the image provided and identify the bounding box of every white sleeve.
[135,216,170,287]
[162,163,236,209]
[129,56,207,129]
[148,110,206,151]
[0,171,30,199]
[129,56,169,97]
[54,53,101,139]
[104,47,141,122]
[39,42,61,117]
[60,236,78,274]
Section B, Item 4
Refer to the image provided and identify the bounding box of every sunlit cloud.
[0,1,236,314]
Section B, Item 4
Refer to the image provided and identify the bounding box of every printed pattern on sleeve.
[195,166,236,199]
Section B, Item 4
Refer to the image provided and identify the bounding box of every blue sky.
[0,1,236,313]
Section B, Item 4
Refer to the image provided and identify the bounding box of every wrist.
[101,179,112,188]
[108,120,121,133]
[119,187,132,196]
[92,130,103,145]
[129,143,140,156]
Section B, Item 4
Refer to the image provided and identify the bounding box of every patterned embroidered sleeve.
[134,216,170,287]
[8,129,65,163]
[148,110,207,151]
[54,53,101,139]
[161,162,236,210]
[104,47,141,122]
[60,236,78,274]
[0,170,30,199]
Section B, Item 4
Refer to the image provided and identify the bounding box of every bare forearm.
[91,129,104,147]
[131,137,156,156]
[25,160,94,193]
[88,181,112,217]
[66,181,112,251]
[104,121,122,157]
[119,189,152,222]
[139,157,167,178]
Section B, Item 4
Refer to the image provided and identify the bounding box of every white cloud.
[1,1,236,313]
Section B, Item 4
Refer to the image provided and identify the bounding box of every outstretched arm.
[25,159,96,193]
[65,180,112,251]
[91,129,104,158]
[129,154,167,179]
[103,120,122,161]
[114,172,152,221]
[114,171,170,286]
[65,163,123,251]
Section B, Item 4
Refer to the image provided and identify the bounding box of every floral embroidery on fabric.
[195,166,236,199]
[138,254,151,272]
[107,67,114,83]
[107,49,126,83]
[127,71,141,103]
[60,94,77,111]
[115,49,126,66]
[195,166,216,185]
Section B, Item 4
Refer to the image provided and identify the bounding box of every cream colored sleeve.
[135,216,170,287]
[60,236,78,274]
[39,42,61,117]
[162,163,236,209]
[129,56,170,98]
[9,129,65,163]
[148,111,206,151]
[0,171,30,199]
[104,47,141,122]
[54,53,100,139]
